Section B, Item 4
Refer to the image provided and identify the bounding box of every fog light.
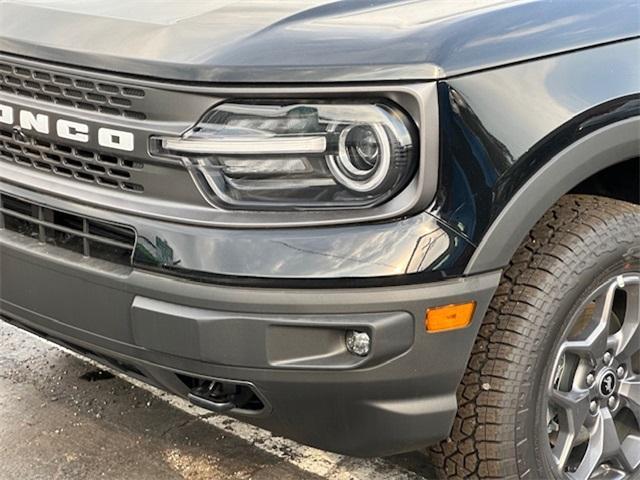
[345,330,371,357]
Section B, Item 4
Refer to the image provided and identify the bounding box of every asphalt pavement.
[0,321,436,480]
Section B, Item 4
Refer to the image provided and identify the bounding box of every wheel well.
[465,117,640,274]
[570,157,639,205]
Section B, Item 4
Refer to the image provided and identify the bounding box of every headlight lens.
[330,123,391,193]
[155,101,418,210]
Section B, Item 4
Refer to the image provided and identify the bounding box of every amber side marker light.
[425,302,476,333]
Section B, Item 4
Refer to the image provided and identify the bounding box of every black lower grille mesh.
[0,128,145,193]
[0,193,136,266]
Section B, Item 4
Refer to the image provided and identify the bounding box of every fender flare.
[465,117,640,274]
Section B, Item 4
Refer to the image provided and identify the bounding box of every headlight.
[154,101,418,210]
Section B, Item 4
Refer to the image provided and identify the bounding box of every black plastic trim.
[466,117,640,274]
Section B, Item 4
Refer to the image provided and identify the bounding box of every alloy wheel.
[545,272,640,479]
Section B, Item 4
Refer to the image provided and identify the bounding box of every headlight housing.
[155,101,418,210]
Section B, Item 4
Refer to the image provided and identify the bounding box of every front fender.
[430,39,640,274]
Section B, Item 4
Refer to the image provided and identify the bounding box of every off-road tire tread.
[428,194,640,480]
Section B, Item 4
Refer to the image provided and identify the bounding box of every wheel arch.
[465,117,640,275]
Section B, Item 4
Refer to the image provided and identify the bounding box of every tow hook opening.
[178,375,266,415]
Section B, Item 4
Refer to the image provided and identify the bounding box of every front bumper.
[0,216,500,456]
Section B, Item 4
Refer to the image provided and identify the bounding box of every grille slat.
[0,128,145,193]
[0,61,147,120]
[0,206,133,250]
[0,193,135,266]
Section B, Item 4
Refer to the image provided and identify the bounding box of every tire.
[429,195,640,479]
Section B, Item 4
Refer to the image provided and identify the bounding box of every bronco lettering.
[0,103,134,151]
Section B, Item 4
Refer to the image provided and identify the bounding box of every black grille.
[0,128,145,193]
[0,193,136,266]
[0,61,147,120]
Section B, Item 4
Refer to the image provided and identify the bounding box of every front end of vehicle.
[3,3,639,475]
[0,55,500,456]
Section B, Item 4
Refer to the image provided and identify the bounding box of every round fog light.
[345,330,371,357]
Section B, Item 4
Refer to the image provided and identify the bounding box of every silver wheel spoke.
[568,411,606,480]
[621,435,640,471]
[600,408,623,461]
[549,389,590,470]
[619,376,640,425]
[589,284,617,359]
[569,409,622,479]
[563,283,617,362]
[613,281,640,361]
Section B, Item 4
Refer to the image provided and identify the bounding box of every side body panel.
[432,39,640,271]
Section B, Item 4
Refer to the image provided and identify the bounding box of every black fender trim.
[465,117,640,274]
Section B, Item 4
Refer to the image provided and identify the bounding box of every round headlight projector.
[343,124,381,171]
[329,123,391,193]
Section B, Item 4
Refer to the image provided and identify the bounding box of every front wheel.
[430,195,640,480]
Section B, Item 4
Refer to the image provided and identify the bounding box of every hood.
[0,0,638,83]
